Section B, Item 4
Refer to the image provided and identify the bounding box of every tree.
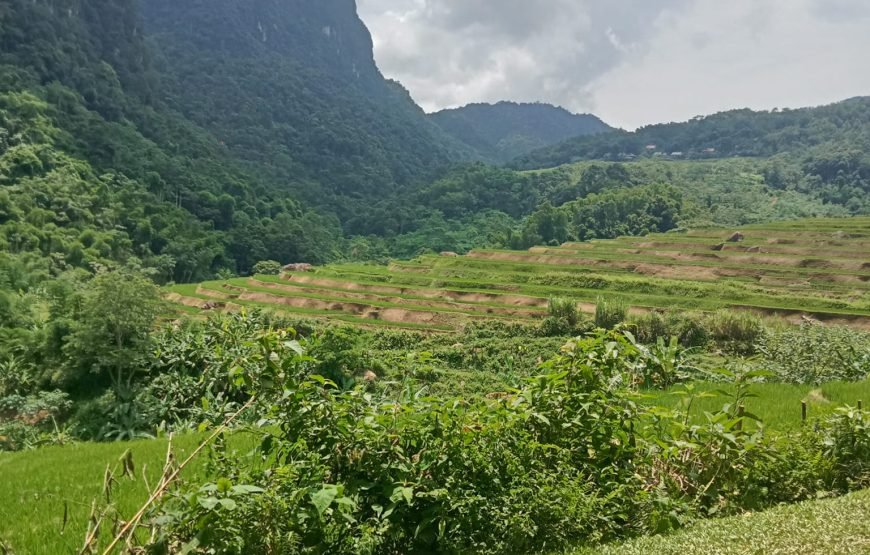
[62,268,162,393]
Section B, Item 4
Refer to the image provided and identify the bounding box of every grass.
[3,378,867,553]
[574,488,870,554]
[647,379,870,433]
[166,217,870,330]
[0,432,259,553]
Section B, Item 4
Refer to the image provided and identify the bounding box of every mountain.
[1,0,867,287]
[511,97,870,170]
[138,0,473,225]
[430,102,612,163]
[0,0,477,282]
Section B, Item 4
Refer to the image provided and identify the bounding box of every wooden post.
[801,401,807,423]
[736,404,745,431]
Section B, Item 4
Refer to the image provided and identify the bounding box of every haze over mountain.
[430,102,612,163]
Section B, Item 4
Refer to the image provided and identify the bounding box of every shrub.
[629,311,709,348]
[595,297,628,330]
[252,260,282,275]
[540,297,586,336]
[757,324,870,384]
[703,310,764,354]
[820,407,870,490]
[147,331,648,554]
[628,334,699,388]
[120,330,870,554]
[0,390,73,451]
[629,311,669,344]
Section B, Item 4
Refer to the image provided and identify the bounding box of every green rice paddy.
[168,217,870,331]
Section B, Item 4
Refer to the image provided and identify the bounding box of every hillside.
[168,217,870,332]
[1,0,868,284]
[0,0,478,284]
[139,0,474,225]
[430,101,612,162]
[513,97,870,168]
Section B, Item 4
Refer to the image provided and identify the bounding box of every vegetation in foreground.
[2,314,869,553]
[576,488,870,555]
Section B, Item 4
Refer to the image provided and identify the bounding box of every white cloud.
[587,0,870,128]
[356,0,870,129]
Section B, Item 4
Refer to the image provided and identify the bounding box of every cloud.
[356,0,870,129]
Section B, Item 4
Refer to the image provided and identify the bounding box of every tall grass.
[595,297,629,329]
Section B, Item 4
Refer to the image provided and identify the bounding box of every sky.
[355,0,870,129]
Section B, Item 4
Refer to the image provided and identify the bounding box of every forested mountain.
[511,98,870,213]
[0,0,475,284]
[512,97,870,168]
[139,0,474,226]
[431,102,612,162]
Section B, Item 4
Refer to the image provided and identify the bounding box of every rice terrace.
[169,217,870,331]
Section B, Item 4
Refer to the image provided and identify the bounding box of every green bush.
[595,297,629,330]
[541,297,586,336]
[0,390,73,451]
[629,311,709,348]
[124,330,870,554]
[252,260,283,275]
[703,310,764,354]
[758,324,870,384]
[148,331,648,553]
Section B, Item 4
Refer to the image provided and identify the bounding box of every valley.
[1,0,869,553]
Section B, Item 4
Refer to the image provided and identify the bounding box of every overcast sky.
[356,0,870,129]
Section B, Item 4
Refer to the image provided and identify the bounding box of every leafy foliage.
[758,324,870,384]
[139,330,870,554]
[595,297,629,330]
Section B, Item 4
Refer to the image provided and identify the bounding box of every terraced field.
[168,217,870,331]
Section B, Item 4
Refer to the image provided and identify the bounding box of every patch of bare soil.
[196,286,236,300]
[239,292,515,326]
[632,264,720,281]
[286,276,547,308]
[799,259,833,269]
[247,279,545,318]
[165,293,224,310]
[221,284,248,293]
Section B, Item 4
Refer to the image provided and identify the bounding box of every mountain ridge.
[511,97,870,169]
[430,101,612,162]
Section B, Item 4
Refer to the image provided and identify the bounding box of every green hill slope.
[168,217,870,331]
[140,0,474,225]
[430,101,611,162]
